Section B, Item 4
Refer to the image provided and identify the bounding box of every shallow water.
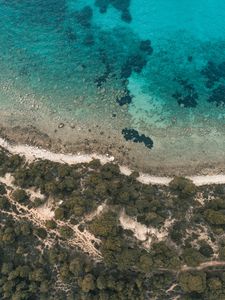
[1,0,225,171]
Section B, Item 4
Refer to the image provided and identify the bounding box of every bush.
[182,248,205,267]
[12,189,29,203]
[0,196,10,209]
[0,183,6,195]
[54,207,65,220]
[89,212,119,237]
[169,177,197,198]
[204,209,225,225]
[179,271,206,293]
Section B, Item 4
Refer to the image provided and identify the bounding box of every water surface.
[1,0,225,173]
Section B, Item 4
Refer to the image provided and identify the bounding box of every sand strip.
[0,137,225,186]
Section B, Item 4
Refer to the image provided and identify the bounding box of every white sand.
[119,209,174,248]
[187,175,225,186]
[1,137,225,186]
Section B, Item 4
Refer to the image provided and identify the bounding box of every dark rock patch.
[95,0,131,23]
[172,78,198,108]
[116,92,133,106]
[122,128,153,149]
[187,56,193,63]
[140,40,153,55]
[95,72,109,87]
[121,9,132,23]
[65,27,77,42]
[94,52,112,87]
[74,6,93,28]
[121,54,148,79]
[208,84,225,106]
[95,0,108,13]
[83,33,95,46]
[95,61,112,86]
[201,60,225,88]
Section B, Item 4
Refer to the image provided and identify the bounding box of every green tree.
[0,196,9,209]
[54,207,65,220]
[182,248,205,267]
[138,253,153,273]
[169,177,197,198]
[69,258,84,276]
[80,274,95,293]
[204,209,225,225]
[89,212,118,237]
[0,183,6,195]
[179,271,206,293]
[12,189,29,203]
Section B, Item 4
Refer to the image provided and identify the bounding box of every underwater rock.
[65,27,77,42]
[172,78,198,108]
[95,0,131,23]
[121,9,132,23]
[83,33,95,46]
[95,51,112,87]
[58,123,65,129]
[121,54,148,79]
[95,0,108,13]
[74,6,93,28]
[95,65,111,87]
[201,61,225,88]
[140,40,153,55]
[187,55,193,62]
[122,128,153,149]
[116,93,133,106]
[208,84,225,106]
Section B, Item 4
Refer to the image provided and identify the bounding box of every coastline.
[1,120,225,178]
[1,130,225,186]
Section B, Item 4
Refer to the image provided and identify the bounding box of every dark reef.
[116,91,133,106]
[65,27,77,42]
[121,54,148,79]
[74,5,93,28]
[172,78,198,108]
[83,33,95,46]
[94,51,112,87]
[95,0,132,23]
[208,84,225,106]
[201,60,225,88]
[122,128,154,149]
[140,40,153,55]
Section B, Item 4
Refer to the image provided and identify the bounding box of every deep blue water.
[1,0,225,151]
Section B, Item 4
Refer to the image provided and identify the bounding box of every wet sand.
[1,119,225,179]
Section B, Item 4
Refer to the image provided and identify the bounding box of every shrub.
[169,177,197,198]
[12,189,29,203]
[179,271,206,293]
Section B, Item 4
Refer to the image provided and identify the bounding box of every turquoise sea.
[1,0,225,172]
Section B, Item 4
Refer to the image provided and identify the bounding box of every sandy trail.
[1,137,225,186]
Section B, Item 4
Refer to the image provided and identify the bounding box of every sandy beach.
[1,134,225,186]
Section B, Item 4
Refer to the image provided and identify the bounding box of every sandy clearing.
[1,137,225,186]
[119,209,174,248]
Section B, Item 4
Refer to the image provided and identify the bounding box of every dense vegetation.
[1,147,225,299]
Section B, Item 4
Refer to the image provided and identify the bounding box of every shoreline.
[1,122,225,178]
[1,136,225,187]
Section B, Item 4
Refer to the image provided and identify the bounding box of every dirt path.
[0,176,102,260]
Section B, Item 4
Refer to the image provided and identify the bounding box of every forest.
[0,147,225,299]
